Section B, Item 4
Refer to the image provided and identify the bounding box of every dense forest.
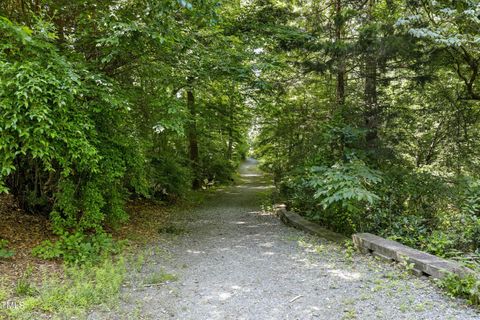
[1,0,480,309]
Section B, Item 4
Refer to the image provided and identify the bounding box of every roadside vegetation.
[0,191,208,319]
[251,0,480,304]
[1,0,480,312]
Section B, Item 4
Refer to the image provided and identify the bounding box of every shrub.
[384,215,430,249]
[32,232,123,265]
[438,273,480,305]
[150,153,192,201]
[0,17,144,261]
[0,240,14,259]
[286,160,382,234]
[461,178,480,217]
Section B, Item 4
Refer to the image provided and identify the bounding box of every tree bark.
[187,81,201,189]
[227,110,234,160]
[227,87,235,160]
[364,0,379,151]
[334,0,346,107]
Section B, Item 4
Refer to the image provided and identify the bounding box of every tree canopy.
[1,0,480,278]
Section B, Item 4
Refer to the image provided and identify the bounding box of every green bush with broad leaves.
[0,17,143,262]
[439,273,480,306]
[32,232,123,265]
[284,160,382,234]
[0,9,247,264]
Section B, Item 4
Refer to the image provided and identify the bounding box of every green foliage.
[150,154,192,200]
[200,155,236,185]
[0,0,478,283]
[461,178,480,217]
[309,160,382,209]
[343,239,355,263]
[0,0,253,262]
[15,269,37,297]
[385,215,429,249]
[284,160,381,234]
[0,17,99,188]
[143,270,178,285]
[308,160,381,234]
[439,273,480,306]
[424,231,456,258]
[0,240,14,259]
[32,232,122,265]
[252,0,480,270]
[7,258,126,318]
[0,16,137,258]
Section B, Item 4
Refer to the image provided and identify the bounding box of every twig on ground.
[289,295,303,303]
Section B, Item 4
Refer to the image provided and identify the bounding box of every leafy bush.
[438,273,480,305]
[461,178,480,216]
[309,160,381,208]
[423,231,456,257]
[281,172,319,217]
[200,155,236,185]
[284,160,382,234]
[150,154,192,201]
[32,232,122,265]
[0,17,100,200]
[308,160,382,234]
[384,215,429,248]
[454,179,480,251]
[367,168,464,256]
[0,240,14,259]
[0,17,144,261]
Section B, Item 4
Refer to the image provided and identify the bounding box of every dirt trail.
[93,159,479,319]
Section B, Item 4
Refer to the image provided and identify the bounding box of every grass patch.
[158,225,187,235]
[143,270,178,286]
[14,269,37,297]
[4,258,126,319]
[0,281,8,303]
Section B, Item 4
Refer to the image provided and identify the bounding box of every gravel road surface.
[94,159,479,320]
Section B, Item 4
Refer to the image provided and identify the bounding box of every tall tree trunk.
[187,81,200,189]
[227,87,235,160]
[334,0,345,108]
[364,0,379,151]
[227,109,234,160]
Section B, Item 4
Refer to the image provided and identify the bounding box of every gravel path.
[99,159,479,319]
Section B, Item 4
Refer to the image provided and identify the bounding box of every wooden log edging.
[275,204,476,280]
[274,204,348,243]
[352,233,476,279]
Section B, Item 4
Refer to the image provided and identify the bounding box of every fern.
[306,160,382,233]
[308,160,382,209]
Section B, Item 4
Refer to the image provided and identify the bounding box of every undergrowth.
[0,240,14,259]
[438,273,480,306]
[2,258,126,319]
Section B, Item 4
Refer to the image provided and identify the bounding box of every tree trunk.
[227,117,234,160]
[187,83,201,189]
[364,0,379,151]
[227,93,235,160]
[334,0,345,107]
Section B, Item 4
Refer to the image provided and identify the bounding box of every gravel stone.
[91,159,480,320]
